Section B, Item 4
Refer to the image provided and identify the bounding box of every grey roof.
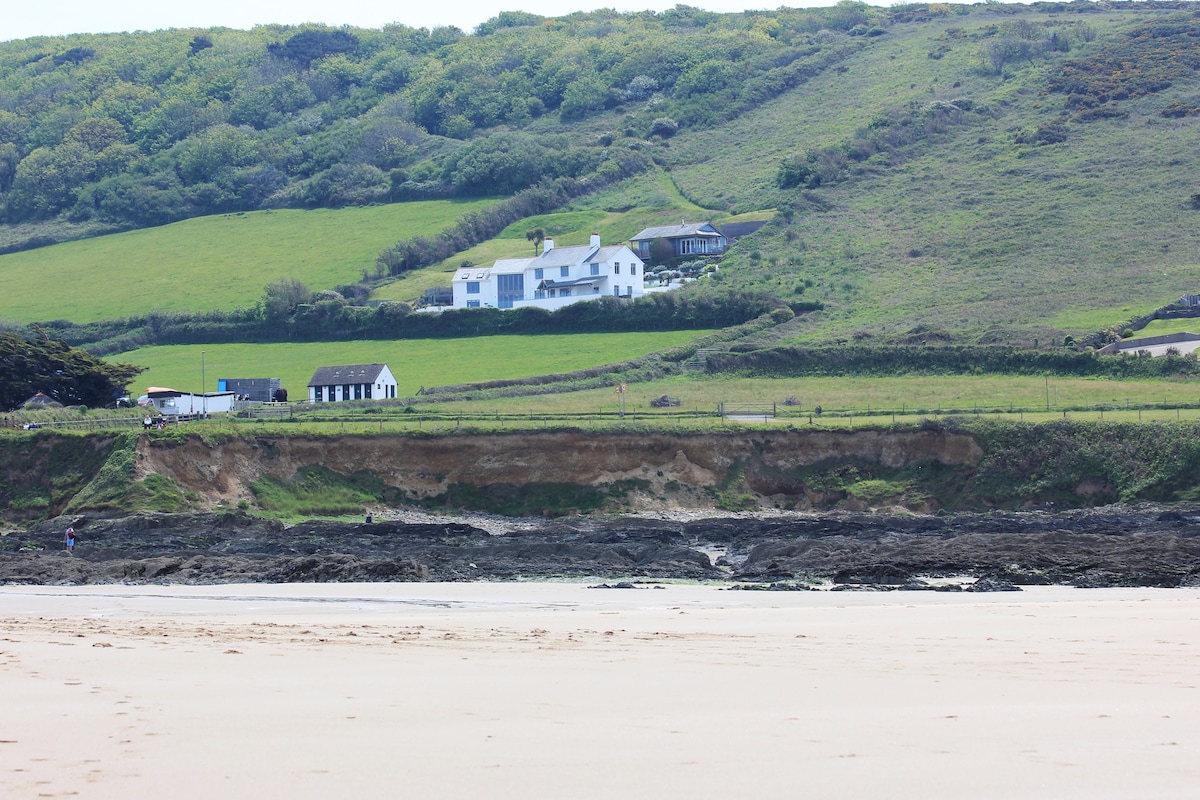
[534,243,599,268]
[630,222,722,242]
[308,363,388,386]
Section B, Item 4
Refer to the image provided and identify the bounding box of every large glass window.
[466,281,480,294]
[497,273,525,309]
[560,266,569,277]
[534,268,544,279]
[590,263,600,276]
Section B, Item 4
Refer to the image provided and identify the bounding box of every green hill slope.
[675,7,1200,344]
[5,4,1200,348]
[0,199,490,324]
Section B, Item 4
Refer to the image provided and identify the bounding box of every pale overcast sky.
[0,0,833,42]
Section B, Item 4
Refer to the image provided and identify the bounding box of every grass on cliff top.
[115,329,713,399]
[0,199,493,325]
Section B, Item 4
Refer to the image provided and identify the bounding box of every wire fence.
[7,398,1200,435]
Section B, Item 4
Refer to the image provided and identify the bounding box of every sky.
[0,0,827,42]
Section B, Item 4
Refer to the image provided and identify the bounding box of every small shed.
[307,364,397,402]
[218,378,283,403]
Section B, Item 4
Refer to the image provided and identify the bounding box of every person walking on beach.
[65,526,75,554]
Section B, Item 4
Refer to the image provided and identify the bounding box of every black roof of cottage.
[308,363,389,386]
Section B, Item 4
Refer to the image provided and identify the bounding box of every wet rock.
[968,577,1021,592]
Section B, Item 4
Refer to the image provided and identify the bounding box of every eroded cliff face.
[133,429,983,513]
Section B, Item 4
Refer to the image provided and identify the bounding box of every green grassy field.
[411,373,1200,418]
[1138,318,1200,337]
[0,200,493,325]
[115,330,713,399]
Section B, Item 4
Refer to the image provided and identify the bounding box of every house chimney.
[590,232,601,248]
[544,238,554,252]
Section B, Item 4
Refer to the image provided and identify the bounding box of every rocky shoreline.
[2,506,1200,588]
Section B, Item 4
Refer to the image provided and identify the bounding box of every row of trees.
[45,287,783,355]
[707,344,1200,380]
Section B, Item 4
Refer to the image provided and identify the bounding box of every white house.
[451,234,645,310]
[307,363,397,402]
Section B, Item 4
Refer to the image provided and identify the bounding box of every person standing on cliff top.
[65,526,75,554]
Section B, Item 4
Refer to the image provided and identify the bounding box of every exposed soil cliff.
[132,428,982,514]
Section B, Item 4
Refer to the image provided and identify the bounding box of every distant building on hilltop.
[629,221,728,260]
[307,363,396,402]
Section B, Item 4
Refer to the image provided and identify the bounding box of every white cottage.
[451,234,645,310]
[307,363,397,402]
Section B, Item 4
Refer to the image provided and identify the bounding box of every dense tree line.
[0,5,903,247]
[706,344,1200,380]
[0,330,143,410]
[40,289,783,354]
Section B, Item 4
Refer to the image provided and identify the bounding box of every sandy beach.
[2,583,1198,799]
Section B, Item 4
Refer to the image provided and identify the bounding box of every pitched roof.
[630,222,722,242]
[533,243,599,268]
[308,363,388,386]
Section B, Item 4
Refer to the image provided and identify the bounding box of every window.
[560,288,571,297]
[365,384,371,399]
[590,263,599,276]
[467,300,480,308]
[614,286,620,296]
[466,281,480,294]
[560,266,569,277]
[614,263,620,274]
[534,268,543,280]
[313,386,322,402]
[497,273,525,309]
[343,384,351,401]
[631,265,637,275]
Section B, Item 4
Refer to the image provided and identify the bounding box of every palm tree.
[526,227,546,256]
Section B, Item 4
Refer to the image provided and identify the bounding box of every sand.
[2,583,1198,799]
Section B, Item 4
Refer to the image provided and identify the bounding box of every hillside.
[4,3,1200,348]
